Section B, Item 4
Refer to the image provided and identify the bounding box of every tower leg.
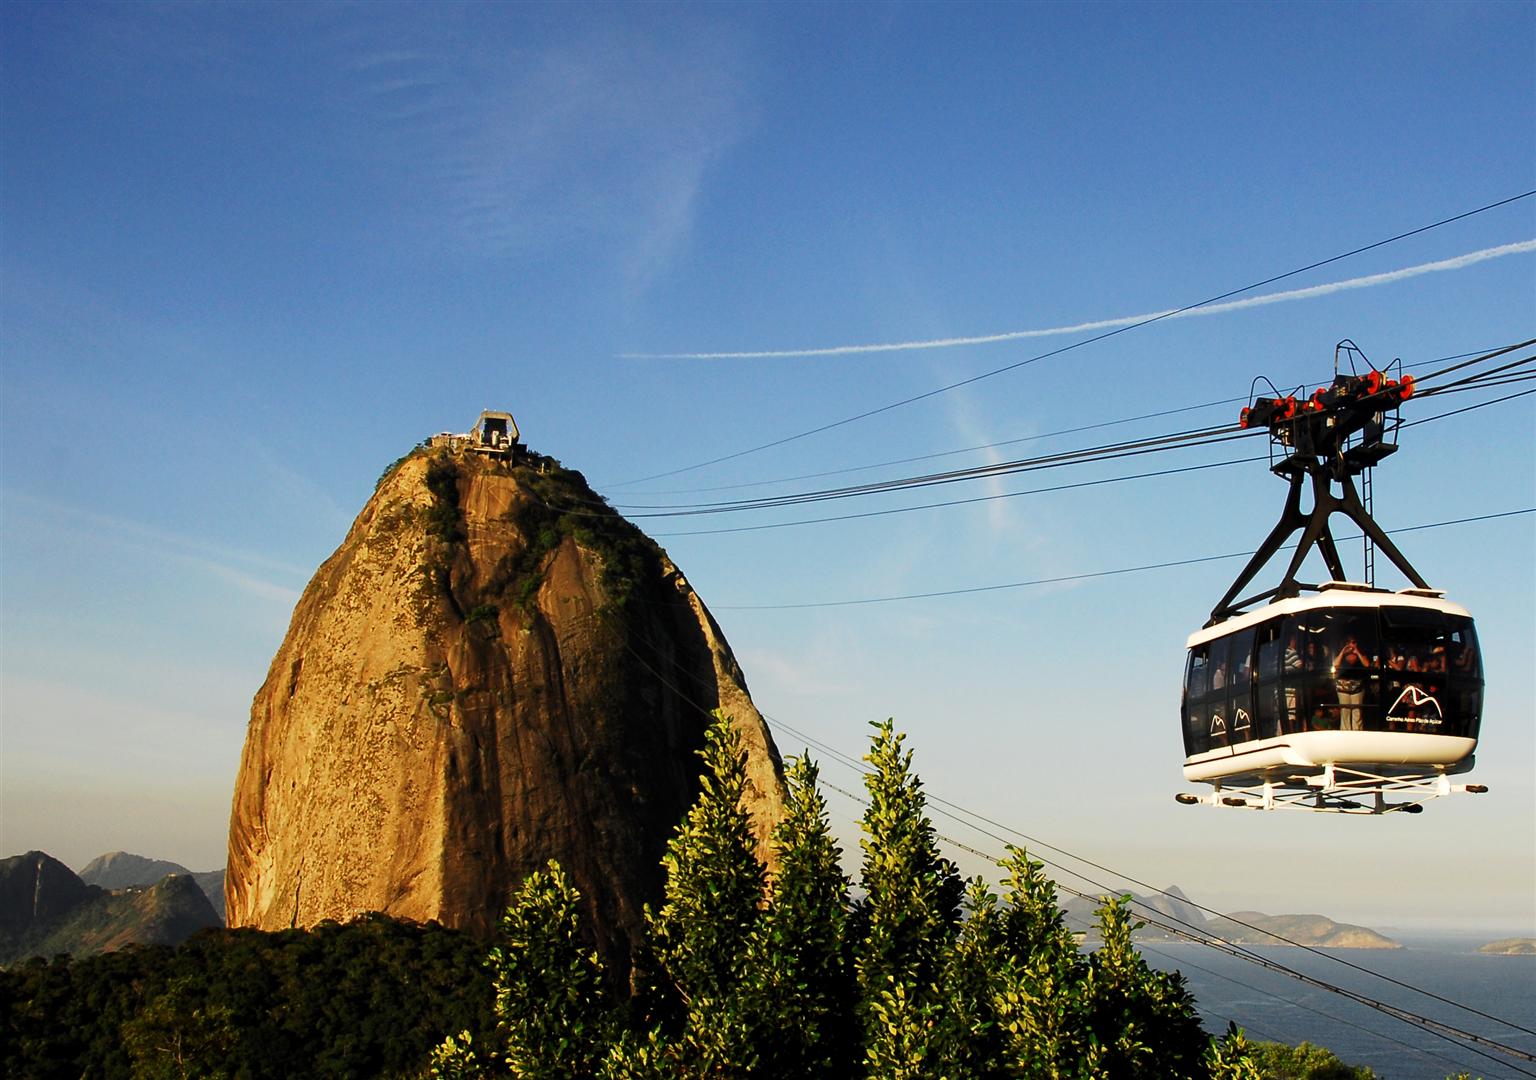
[1210,473,1306,622]
[1334,475,1431,589]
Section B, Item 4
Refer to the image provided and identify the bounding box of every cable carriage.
[1177,343,1486,813]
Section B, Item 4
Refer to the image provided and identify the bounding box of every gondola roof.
[1185,584,1471,650]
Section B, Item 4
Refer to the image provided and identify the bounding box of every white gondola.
[1177,344,1487,813]
[1178,585,1484,812]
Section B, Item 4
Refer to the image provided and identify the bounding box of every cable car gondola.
[1177,344,1486,813]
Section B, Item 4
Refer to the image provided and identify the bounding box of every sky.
[2,1,1533,946]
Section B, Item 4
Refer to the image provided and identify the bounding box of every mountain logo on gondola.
[1233,708,1251,732]
[1387,684,1443,723]
[1209,713,1226,736]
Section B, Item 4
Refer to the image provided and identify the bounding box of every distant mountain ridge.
[1066,885,1401,949]
[79,851,190,889]
[79,851,224,923]
[0,851,220,964]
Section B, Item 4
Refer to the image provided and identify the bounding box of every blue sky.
[2,2,1533,934]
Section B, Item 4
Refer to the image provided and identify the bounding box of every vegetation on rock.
[493,451,662,614]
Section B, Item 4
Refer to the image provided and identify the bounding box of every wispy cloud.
[942,393,1016,541]
[2,490,305,602]
[339,17,750,288]
[623,239,1536,360]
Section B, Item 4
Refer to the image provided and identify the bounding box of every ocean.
[1143,933,1536,1079]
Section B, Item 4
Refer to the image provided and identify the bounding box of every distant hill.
[78,851,225,923]
[192,870,225,922]
[1212,911,1400,949]
[1064,884,1400,949]
[0,851,96,946]
[1479,937,1536,955]
[0,851,220,964]
[79,851,191,889]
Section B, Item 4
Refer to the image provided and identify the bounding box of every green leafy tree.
[759,755,858,1078]
[1081,895,1206,1078]
[1206,1025,1263,1080]
[642,710,770,1076]
[429,1031,485,1080]
[1247,1040,1379,1079]
[489,861,616,1079]
[121,975,237,1079]
[933,877,1008,1078]
[854,718,965,1077]
[990,847,1094,1078]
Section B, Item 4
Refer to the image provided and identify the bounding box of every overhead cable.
[616,192,1536,485]
[615,426,1255,516]
[653,457,1262,538]
[620,344,1518,499]
[608,343,1531,521]
[715,508,1534,609]
[644,366,1534,537]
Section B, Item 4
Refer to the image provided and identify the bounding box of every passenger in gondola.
[1452,634,1478,675]
[1300,635,1339,730]
[1277,630,1303,733]
[1334,637,1370,731]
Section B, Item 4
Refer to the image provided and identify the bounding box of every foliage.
[1246,1040,1379,1078]
[466,603,500,627]
[759,755,858,1078]
[444,713,1224,1079]
[120,975,238,1079]
[377,442,427,491]
[1,915,495,1079]
[9,713,1399,1079]
[424,455,467,544]
[1081,894,1206,1076]
[480,862,613,1079]
[989,846,1097,1076]
[495,453,662,613]
[1207,1025,1264,1080]
[854,718,965,1076]
[643,711,770,1075]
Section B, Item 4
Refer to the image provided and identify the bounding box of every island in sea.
[1479,937,1536,955]
[1065,886,1402,948]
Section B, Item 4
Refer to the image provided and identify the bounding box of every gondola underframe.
[1175,762,1488,814]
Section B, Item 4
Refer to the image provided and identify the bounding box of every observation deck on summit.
[428,409,522,461]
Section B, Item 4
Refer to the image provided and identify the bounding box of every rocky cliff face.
[226,448,785,973]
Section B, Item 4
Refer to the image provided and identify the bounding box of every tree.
[1246,1040,1379,1079]
[415,715,1389,1080]
[642,710,770,1077]
[854,718,965,1077]
[1081,895,1206,1078]
[990,847,1094,1079]
[1206,1025,1263,1080]
[759,755,858,1078]
[120,975,237,1080]
[489,861,615,1079]
[934,876,1009,1078]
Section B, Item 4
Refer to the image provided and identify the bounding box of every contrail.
[622,239,1536,360]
